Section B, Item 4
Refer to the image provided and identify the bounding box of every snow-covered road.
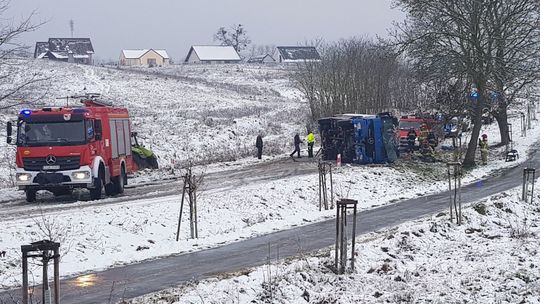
[0,156,316,221]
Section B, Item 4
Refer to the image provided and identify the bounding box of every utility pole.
[69,19,74,38]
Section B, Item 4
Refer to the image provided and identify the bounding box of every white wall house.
[184,45,241,64]
[119,49,170,67]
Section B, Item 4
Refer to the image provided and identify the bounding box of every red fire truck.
[398,115,442,150]
[6,96,136,202]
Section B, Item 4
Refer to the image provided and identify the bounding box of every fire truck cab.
[398,115,441,151]
[7,97,136,202]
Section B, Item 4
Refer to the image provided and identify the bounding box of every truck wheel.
[25,189,36,203]
[105,182,116,196]
[90,174,103,200]
[113,167,126,194]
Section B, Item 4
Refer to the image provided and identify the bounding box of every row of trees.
[295,0,540,167]
[293,38,423,120]
[394,0,540,166]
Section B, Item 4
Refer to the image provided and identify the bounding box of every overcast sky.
[8,0,404,62]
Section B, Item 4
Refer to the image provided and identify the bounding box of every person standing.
[307,130,315,158]
[406,127,417,153]
[479,134,488,165]
[290,133,302,158]
[255,134,263,159]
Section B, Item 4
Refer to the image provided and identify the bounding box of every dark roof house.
[34,38,94,65]
[275,46,321,63]
[247,54,275,64]
[34,42,48,58]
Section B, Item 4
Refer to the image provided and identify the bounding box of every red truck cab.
[7,98,136,202]
[398,115,440,150]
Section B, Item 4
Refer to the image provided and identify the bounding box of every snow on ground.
[0,111,539,291]
[0,59,306,188]
[1,58,540,298]
[129,180,540,304]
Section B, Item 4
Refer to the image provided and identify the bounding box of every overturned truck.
[318,113,399,164]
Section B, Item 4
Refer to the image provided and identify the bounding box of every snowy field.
[131,180,540,304]
[1,59,539,300]
[0,104,539,291]
[0,59,306,188]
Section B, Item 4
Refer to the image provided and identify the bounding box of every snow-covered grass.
[1,58,540,299]
[129,180,540,304]
[1,109,539,290]
[0,59,306,188]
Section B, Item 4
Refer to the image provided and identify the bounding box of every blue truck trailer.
[318,113,399,164]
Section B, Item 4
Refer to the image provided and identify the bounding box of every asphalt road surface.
[1,151,538,303]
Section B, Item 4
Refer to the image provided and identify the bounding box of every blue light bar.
[72,108,88,113]
[20,109,32,116]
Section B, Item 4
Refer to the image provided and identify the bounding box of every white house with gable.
[119,49,170,67]
[184,45,241,64]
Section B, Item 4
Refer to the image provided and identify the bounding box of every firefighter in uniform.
[419,139,436,162]
[479,134,488,165]
[406,127,417,152]
[418,123,429,143]
[427,131,437,149]
[307,131,315,158]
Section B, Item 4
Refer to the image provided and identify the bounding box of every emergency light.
[20,109,32,116]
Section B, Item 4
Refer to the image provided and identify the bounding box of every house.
[34,38,94,64]
[275,46,321,63]
[247,54,276,64]
[185,45,241,64]
[34,42,48,59]
[119,49,170,67]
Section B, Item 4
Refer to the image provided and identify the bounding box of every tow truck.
[6,94,136,202]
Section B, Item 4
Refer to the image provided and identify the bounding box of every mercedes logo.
[46,155,56,165]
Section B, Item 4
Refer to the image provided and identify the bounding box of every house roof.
[34,42,48,58]
[186,45,241,62]
[247,54,275,63]
[276,46,321,62]
[122,49,169,59]
[48,38,94,55]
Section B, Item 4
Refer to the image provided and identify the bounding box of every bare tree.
[487,0,540,145]
[293,37,421,121]
[0,0,48,111]
[393,0,495,167]
[393,0,540,165]
[213,24,251,53]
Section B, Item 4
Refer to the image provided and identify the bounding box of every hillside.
[0,59,307,187]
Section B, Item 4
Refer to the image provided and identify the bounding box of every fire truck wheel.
[113,167,126,194]
[25,189,36,203]
[90,174,103,200]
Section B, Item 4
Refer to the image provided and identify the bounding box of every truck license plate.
[43,165,60,170]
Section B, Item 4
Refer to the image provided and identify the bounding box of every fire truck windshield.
[17,121,86,147]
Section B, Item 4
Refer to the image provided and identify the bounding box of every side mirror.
[131,131,138,137]
[6,121,12,144]
[95,120,102,141]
